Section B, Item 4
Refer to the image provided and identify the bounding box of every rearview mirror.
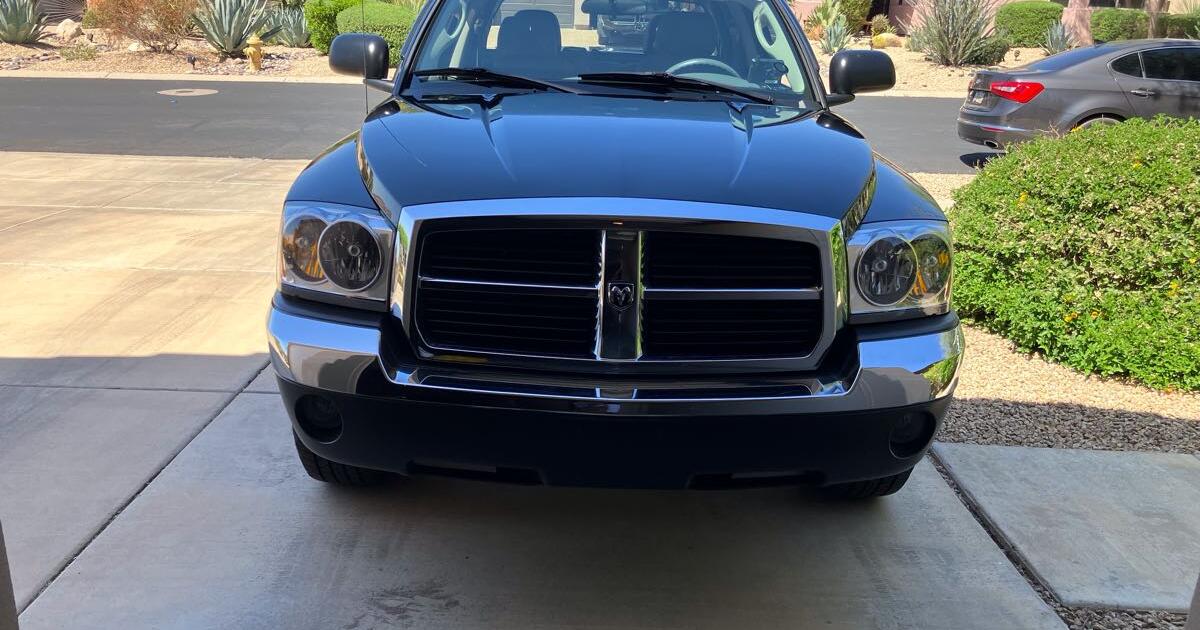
[329,33,390,81]
[827,50,896,105]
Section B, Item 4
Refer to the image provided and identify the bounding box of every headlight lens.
[847,220,952,321]
[279,202,393,308]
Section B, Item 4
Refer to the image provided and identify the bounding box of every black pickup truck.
[268,0,963,498]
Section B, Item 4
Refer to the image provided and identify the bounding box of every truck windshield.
[410,0,810,103]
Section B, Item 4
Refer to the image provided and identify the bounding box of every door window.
[1110,53,1142,78]
[1141,48,1200,82]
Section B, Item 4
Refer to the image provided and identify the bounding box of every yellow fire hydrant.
[245,34,264,72]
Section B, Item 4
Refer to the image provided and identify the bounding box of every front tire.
[821,469,912,499]
[293,433,384,486]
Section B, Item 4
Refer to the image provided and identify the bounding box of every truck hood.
[359,93,876,222]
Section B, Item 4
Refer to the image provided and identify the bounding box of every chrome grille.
[410,223,826,363]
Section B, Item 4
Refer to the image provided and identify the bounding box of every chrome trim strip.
[267,305,964,412]
[642,288,822,301]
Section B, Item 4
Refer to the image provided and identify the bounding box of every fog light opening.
[889,412,936,459]
[295,395,344,443]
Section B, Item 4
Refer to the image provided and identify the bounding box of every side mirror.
[329,33,390,81]
[827,49,896,105]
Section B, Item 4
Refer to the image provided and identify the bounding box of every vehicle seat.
[494,10,567,77]
[643,12,718,70]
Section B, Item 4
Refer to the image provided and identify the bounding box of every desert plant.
[839,0,870,31]
[194,0,283,57]
[818,12,851,53]
[1089,8,1148,41]
[0,0,45,43]
[1160,13,1200,38]
[304,0,357,53]
[1041,22,1074,54]
[59,41,97,59]
[268,3,309,46]
[869,13,894,35]
[966,34,1010,64]
[79,6,100,26]
[907,0,998,66]
[952,117,1200,391]
[93,0,197,52]
[994,0,1063,46]
[335,0,417,63]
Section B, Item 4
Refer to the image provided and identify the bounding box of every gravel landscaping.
[946,325,1200,453]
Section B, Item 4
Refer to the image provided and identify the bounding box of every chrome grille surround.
[392,198,846,372]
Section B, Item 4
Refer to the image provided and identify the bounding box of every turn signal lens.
[319,221,382,291]
[911,233,952,297]
[990,81,1044,103]
[282,216,327,283]
[856,236,916,306]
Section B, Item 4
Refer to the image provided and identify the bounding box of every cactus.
[0,0,45,44]
[194,0,283,58]
[1041,22,1074,55]
[268,4,309,47]
[819,13,851,54]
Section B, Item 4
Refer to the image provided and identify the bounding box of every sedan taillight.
[990,81,1045,103]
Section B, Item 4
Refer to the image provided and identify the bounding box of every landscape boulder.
[55,18,84,41]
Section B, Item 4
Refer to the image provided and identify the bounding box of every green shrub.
[966,34,1010,64]
[870,13,894,35]
[909,0,998,66]
[951,117,1200,391]
[80,7,100,27]
[1089,8,1148,41]
[839,0,871,31]
[994,1,1063,46]
[335,1,416,64]
[304,0,358,53]
[1160,13,1200,38]
[0,0,46,43]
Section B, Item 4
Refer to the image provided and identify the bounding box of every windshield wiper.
[576,72,774,104]
[413,67,576,93]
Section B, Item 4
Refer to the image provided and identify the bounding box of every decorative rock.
[55,19,83,41]
[871,32,902,48]
[127,42,145,52]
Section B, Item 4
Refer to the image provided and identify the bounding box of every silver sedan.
[958,38,1200,149]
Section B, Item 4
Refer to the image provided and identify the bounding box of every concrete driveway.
[0,151,1069,629]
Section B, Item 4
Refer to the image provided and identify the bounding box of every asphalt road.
[0,77,989,173]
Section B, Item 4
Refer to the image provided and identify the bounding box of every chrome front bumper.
[267,303,964,416]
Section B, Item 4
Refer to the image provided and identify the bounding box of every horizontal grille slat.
[642,232,821,289]
[420,229,601,286]
[414,228,600,357]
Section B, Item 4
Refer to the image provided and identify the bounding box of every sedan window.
[1110,53,1142,78]
[1141,48,1200,82]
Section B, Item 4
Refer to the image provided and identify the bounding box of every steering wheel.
[442,0,467,39]
[666,57,739,77]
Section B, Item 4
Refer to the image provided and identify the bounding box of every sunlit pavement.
[0,151,1192,628]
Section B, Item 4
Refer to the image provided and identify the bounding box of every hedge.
[1089,8,1148,42]
[966,35,1011,65]
[994,1,1064,47]
[305,0,360,53]
[1161,13,1200,38]
[336,1,418,64]
[951,117,1200,391]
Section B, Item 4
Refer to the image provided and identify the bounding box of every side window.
[1110,53,1142,78]
[1141,48,1200,82]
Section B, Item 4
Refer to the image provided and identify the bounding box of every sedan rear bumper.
[957,117,1038,149]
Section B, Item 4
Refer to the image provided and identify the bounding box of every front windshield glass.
[410,0,810,101]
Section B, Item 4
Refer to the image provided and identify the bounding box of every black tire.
[821,469,912,500]
[293,433,384,486]
[1075,115,1120,130]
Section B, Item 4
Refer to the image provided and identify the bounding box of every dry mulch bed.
[2,33,334,77]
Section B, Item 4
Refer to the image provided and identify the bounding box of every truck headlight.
[279,202,393,309]
[847,220,951,322]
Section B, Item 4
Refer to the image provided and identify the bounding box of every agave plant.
[908,0,998,66]
[819,13,851,54]
[1041,22,1074,55]
[268,4,308,47]
[194,0,283,58]
[805,0,842,32]
[0,0,45,44]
